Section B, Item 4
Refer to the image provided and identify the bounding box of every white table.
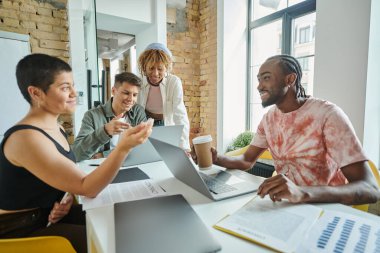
[79,160,380,253]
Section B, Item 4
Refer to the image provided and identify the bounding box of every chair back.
[0,236,76,253]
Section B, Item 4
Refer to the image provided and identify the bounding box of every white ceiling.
[97,29,134,59]
[166,0,186,9]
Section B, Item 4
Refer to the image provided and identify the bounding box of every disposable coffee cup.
[192,135,213,170]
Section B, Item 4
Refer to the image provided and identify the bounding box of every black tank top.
[0,125,76,210]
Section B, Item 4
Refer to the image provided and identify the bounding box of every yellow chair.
[352,160,380,212]
[0,236,76,253]
[225,145,249,156]
[225,145,273,160]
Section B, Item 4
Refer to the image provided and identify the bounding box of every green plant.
[226,131,255,152]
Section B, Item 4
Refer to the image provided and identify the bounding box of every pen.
[46,192,70,227]
[88,164,100,166]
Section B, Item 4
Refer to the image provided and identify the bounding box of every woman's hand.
[117,120,153,152]
[48,193,74,224]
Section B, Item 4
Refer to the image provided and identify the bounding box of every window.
[247,0,316,131]
[299,26,310,44]
[298,56,309,70]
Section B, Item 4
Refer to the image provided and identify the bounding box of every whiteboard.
[0,31,30,136]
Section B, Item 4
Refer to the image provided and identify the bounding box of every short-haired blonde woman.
[138,43,190,150]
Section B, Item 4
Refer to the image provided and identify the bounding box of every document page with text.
[298,210,380,253]
[214,196,322,253]
[80,179,166,210]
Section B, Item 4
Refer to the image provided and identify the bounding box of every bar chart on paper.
[299,210,380,253]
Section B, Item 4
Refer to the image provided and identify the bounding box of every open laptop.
[122,125,183,167]
[149,137,261,201]
[114,194,221,253]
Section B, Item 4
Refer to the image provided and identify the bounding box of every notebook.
[149,137,262,201]
[114,194,222,253]
[121,125,183,167]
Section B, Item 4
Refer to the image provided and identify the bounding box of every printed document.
[80,179,166,210]
[298,210,380,253]
[214,196,322,253]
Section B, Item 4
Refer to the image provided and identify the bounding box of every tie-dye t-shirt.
[251,97,367,186]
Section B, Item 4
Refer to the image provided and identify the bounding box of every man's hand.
[91,152,104,159]
[190,146,218,164]
[190,145,198,163]
[257,174,307,203]
[48,193,74,224]
[210,147,218,164]
[104,113,130,136]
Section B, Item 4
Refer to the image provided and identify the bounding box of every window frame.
[246,0,316,130]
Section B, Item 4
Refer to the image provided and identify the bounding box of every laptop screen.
[122,125,184,167]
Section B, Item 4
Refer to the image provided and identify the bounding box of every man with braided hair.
[192,54,380,205]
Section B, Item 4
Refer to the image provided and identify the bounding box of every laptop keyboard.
[200,173,237,194]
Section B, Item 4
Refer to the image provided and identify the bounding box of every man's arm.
[257,161,380,205]
[214,145,267,171]
[72,112,110,161]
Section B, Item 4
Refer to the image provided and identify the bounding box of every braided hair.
[267,55,307,98]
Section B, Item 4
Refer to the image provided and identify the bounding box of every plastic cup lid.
[192,135,212,144]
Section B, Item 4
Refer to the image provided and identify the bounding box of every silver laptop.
[121,125,183,167]
[114,194,222,253]
[149,137,261,201]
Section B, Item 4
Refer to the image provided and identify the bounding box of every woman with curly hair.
[138,43,190,151]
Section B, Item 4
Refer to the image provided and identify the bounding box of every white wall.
[363,0,380,167]
[96,0,152,23]
[314,0,370,142]
[0,31,30,137]
[135,0,167,58]
[217,0,248,152]
[67,0,87,135]
[314,0,379,165]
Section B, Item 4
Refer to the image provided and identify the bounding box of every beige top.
[145,85,163,114]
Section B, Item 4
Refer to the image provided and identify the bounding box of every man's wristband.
[104,125,112,138]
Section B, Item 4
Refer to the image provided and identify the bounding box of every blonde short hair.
[138,49,172,76]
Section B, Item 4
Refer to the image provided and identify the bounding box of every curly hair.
[138,49,172,76]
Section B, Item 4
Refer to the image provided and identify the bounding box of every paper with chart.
[214,196,322,253]
[80,179,166,210]
[298,210,380,253]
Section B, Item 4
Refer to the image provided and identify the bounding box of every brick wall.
[167,0,217,146]
[199,0,217,145]
[1,0,218,146]
[0,0,74,143]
